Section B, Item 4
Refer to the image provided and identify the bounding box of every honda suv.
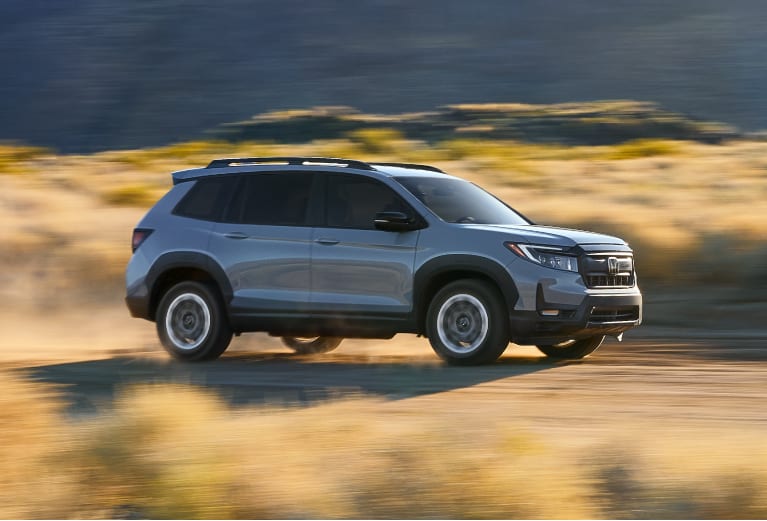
[126,157,641,365]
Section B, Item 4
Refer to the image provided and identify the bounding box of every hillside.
[213,102,737,146]
[1,0,767,151]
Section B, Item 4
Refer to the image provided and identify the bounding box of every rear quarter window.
[173,176,234,221]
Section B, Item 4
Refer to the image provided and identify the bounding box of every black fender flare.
[413,254,519,330]
[146,251,233,316]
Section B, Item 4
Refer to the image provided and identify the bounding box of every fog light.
[540,309,560,317]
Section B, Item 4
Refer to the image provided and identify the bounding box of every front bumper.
[509,291,642,345]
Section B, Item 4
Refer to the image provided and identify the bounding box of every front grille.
[586,274,633,288]
[590,306,640,323]
[582,253,635,289]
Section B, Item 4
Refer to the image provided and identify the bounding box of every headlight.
[505,243,579,273]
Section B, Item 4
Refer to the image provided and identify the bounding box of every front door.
[310,174,420,317]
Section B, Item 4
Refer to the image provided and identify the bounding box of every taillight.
[131,228,153,252]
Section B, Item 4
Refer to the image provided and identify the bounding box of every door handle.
[224,232,248,240]
[315,237,340,245]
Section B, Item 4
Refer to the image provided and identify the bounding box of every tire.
[156,281,232,361]
[426,279,510,366]
[536,335,605,360]
[282,336,343,355]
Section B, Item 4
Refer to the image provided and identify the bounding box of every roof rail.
[371,162,445,173]
[206,156,375,170]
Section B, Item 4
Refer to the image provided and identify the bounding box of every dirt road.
[11,330,766,440]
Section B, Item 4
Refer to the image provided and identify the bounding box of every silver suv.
[126,157,641,365]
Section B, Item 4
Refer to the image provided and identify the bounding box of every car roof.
[171,157,452,184]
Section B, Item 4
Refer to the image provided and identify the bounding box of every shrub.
[0,143,51,174]
[346,128,406,154]
[603,138,683,160]
[102,184,157,206]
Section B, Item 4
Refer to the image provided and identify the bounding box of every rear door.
[209,171,315,316]
[310,173,420,316]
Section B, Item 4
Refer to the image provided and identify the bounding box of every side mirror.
[374,211,422,232]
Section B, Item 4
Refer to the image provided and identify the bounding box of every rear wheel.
[282,336,343,354]
[426,279,509,365]
[536,335,605,360]
[156,281,232,361]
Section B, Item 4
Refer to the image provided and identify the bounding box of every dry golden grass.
[3,132,766,518]
[1,372,766,519]
[2,136,766,314]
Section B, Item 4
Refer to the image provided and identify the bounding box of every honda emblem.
[607,257,619,275]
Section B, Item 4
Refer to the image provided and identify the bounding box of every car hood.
[469,224,627,247]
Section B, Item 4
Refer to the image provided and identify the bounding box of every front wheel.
[426,279,510,366]
[536,335,605,360]
[156,281,232,361]
[282,336,343,354]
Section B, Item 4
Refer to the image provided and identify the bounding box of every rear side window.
[174,176,234,221]
[228,172,314,226]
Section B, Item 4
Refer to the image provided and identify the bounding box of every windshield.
[395,176,530,225]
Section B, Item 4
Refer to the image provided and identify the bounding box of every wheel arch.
[413,255,518,334]
[146,252,233,321]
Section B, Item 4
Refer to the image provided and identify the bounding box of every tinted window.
[174,176,234,221]
[325,175,410,229]
[230,172,313,226]
[395,176,530,225]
